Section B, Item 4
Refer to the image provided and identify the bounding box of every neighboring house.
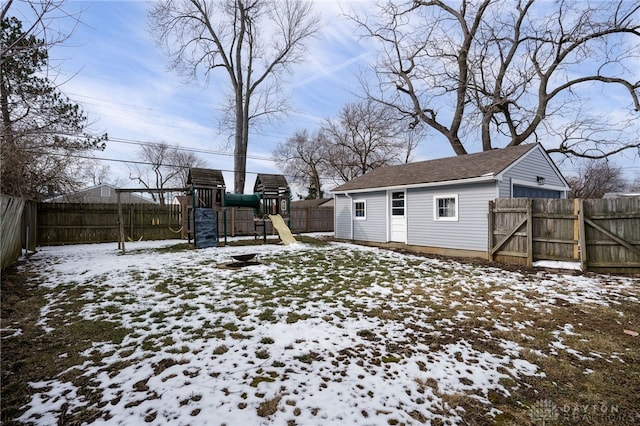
[331,143,570,258]
[44,184,156,204]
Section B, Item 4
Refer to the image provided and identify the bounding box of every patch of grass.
[222,322,239,331]
[286,311,310,324]
[213,345,229,355]
[294,351,323,364]
[101,304,121,315]
[295,235,330,246]
[381,355,401,363]
[256,395,282,417]
[250,376,276,387]
[258,309,277,322]
[149,311,167,321]
[227,238,281,247]
[161,336,176,346]
[0,266,132,424]
[167,345,190,354]
[356,329,378,341]
[155,243,194,253]
[141,337,160,351]
[366,306,400,321]
[234,303,250,318]
[229,332,252,340]
[255,349,270,359]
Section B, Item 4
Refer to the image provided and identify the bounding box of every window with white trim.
[354,200,366,220]
[434,194,458,221]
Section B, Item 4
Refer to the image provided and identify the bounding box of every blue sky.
[41,0,384,193]
[11,0,640,193]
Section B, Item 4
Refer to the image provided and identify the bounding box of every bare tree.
[172,148,207,187]
[320,98,420,182]
[149,0,320,193]
[273,129,326,199]
[566,160,627,198]
[0,0,78,61]
[80,163,126,187]
[352,0,640,159]
[128,142,206,205]
[1,0,106,199]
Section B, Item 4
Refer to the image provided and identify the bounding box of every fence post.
[577,198,587,272]
[573,199,579,260]
[526,198,533,267]
[487,200,494,262]
[117,190,125,253]
[231,207,235,237]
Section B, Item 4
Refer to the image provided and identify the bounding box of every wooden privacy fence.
[489,198,640,274]
[37,203,334,245]
[222,206,334,237]
[291,206,334,233]
[38,203,182,245]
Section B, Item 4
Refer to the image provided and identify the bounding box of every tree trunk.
[234,101,246,194]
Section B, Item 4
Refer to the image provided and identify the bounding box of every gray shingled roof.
[332,143,538,192]
[188,168,226,188]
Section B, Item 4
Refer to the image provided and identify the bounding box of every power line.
[106,137,274,162]
[23,148,338,183]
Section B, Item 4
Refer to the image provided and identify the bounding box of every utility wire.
[23,148,339,183]
[106,137,274,161]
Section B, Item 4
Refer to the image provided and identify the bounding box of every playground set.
[186,168,296,248]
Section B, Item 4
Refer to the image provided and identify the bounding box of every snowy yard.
[2,236,639,425]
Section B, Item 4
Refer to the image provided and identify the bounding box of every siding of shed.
[498,147,565,197]
[407,182,496,251]
[334,195,352,239]
[353,191,387,242]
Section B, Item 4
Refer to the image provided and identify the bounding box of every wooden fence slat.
[487,200,494,261]
[578,199,587,271]
[117,191,125,252]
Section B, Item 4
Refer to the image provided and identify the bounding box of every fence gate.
[488,198,535,267]
[581,198,640,273]
[489,198,640,274]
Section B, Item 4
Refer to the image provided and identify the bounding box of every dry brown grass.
[256,395,282,417]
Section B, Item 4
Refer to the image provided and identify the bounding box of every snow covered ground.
[7,236,639,425]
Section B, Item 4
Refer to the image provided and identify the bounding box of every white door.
[390,191,406,242]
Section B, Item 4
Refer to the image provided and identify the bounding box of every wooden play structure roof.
[188,168,226,189]
[254,174,289,194]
